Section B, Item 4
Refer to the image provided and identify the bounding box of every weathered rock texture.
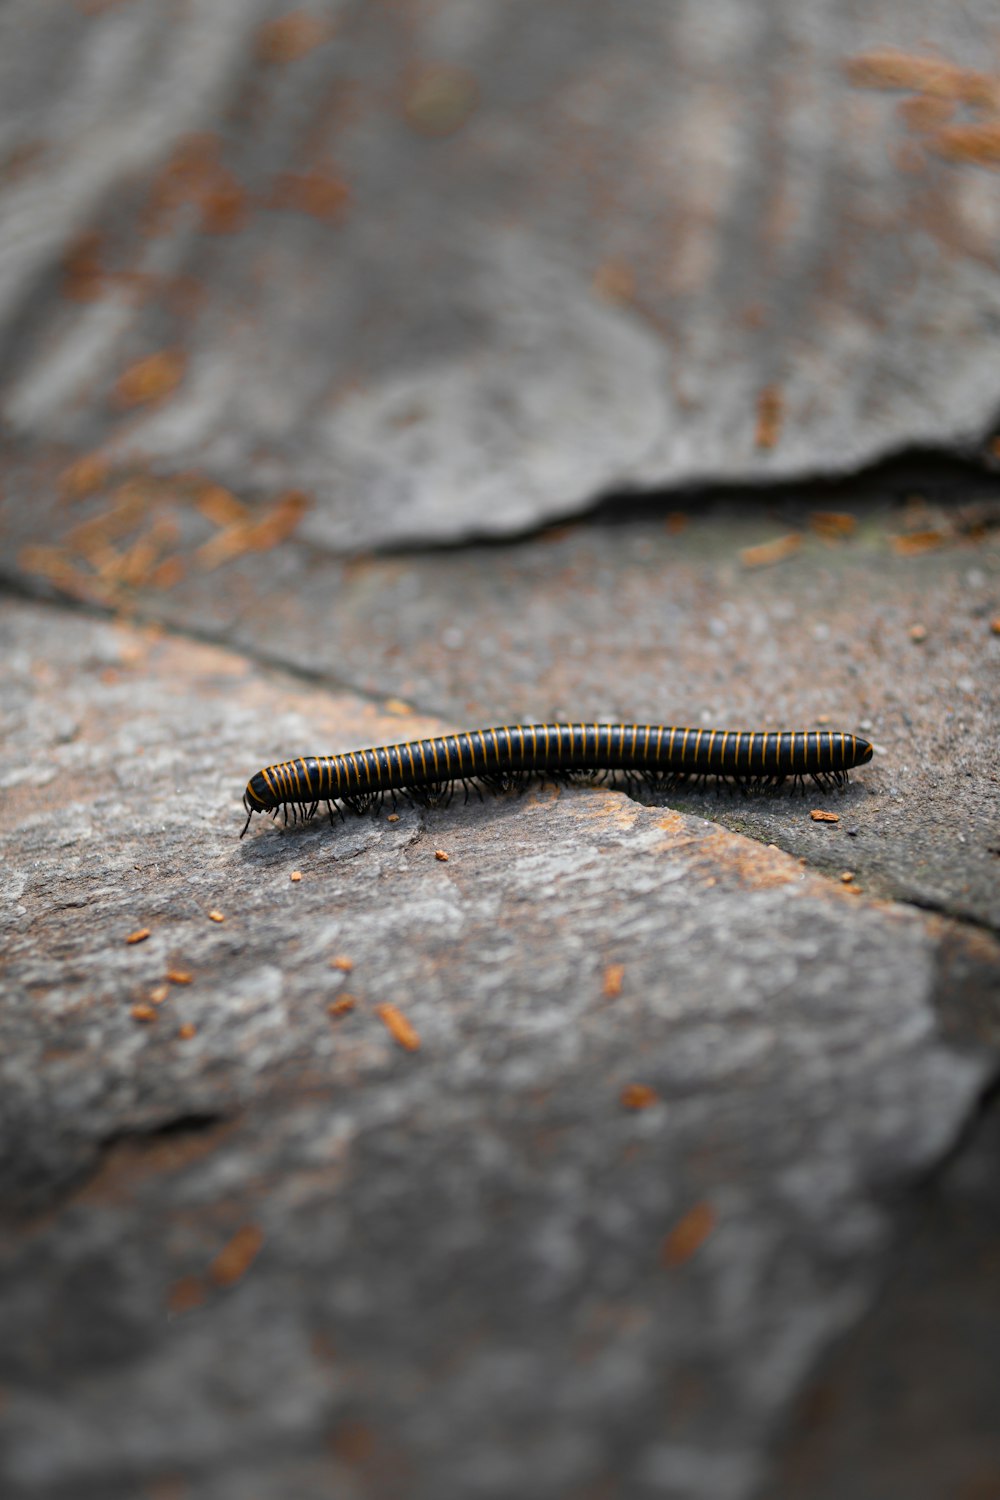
[1,598,996,1499]
[2,0,1000,547]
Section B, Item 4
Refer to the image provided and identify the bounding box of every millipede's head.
[240,772,276,836]
[246,771,275,811]
[855,737,874,765]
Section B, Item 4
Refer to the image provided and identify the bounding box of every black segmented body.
[241,724,873,836]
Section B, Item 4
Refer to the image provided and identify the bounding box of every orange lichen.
[661,1202,716,1267]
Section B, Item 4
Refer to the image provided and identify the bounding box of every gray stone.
[2,1,1000,548]
[0,597,995,1499]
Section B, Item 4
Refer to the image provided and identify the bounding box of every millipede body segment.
[241,724,873,836]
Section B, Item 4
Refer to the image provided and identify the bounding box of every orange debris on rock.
[329,956,354,972]
[149,556,186,591]
[933,120,1000,168]
[810,511,857,540]
[844,50,1000,108]
[194,490,310,570]
[131,1004,157,1023]
[166,969,193,985]
[256,10,330,64]
[754,384,784,450]
[272,168,350,223]
[376,1003,421,1053]
[593,260,635,304]
[620,1083,659,1110]
[145,134,247,236]
[740,533,801,569]
[59,452,111,501]
[810,809,840,824]
[177,1023,197,1040]
[113,349,186,410]
[661,1201,717,1268]
[328,996,357,1017]
[126,928,151,944]
[209,1224,264,1288]
[196,484,248,528]
[889,529,948,556]
[602,963,625,999]
[62,231,107,301]
[167,1275,207,1315]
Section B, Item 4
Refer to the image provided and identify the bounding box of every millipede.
[240,723,873,836]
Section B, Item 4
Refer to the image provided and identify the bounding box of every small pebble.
[840,872,854,883]
[435,849,449,862]
[208,910,225,923]
[810,810,840,823]
[387,813,400,823]
[290,871,302,882]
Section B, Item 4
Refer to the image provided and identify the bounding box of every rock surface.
[1,598,997,1499]
[2,1,1000,547]
[2,5,1000,1493]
